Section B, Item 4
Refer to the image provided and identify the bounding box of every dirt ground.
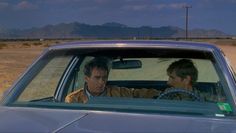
[0,39,236,96]
[0,40,63,96]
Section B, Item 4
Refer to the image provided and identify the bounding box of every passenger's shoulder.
[65,88,84,103]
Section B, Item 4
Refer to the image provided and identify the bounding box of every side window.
[75,57,93,89]
[65,56,93,94]
[194,59,226,102]
[17,56,72,102]
[194,59,219,82]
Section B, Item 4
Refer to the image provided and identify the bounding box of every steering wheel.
[157,88,200,101]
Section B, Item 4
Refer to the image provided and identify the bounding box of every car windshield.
[5,47,234,118]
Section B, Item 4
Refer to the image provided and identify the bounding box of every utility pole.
[183,5,192,39]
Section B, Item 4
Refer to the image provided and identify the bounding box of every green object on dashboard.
[217,102,232,112]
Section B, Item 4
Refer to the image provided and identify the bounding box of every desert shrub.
[231,42,236,46]
[22,43,30,46]
[44,43,50,47]
[33,42,43,46]
[55,41,60,44]
[0,43,7,49]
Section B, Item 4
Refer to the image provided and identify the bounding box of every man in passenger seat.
[65,57,160,103]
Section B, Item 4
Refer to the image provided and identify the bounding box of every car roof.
[48,40,219,52]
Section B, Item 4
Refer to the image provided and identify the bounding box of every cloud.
[42,0,107,5]
[230,0,236,3]
[202,0,236,4]
[152,3,188,10]
[94,0,109,3]
[122,2,187,11]
[169,3,188,9]
[122,5,147,11]
[0,2,9,9]
[14,1,38,10]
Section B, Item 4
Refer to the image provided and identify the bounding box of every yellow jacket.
[65,85,160,103]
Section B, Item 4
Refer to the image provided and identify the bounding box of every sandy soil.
[0,40,62,95]
[0,46,44,95]
[0,39,236,96]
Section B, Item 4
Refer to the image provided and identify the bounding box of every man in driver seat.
[65,57,160,103]
[159,59,200,101]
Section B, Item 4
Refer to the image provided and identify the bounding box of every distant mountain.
[102,22,127,28]
[0,22,229,39]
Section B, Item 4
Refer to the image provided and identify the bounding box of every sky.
[0,0,236,35]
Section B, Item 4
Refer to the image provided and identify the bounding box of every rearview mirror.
[112,60,142,69]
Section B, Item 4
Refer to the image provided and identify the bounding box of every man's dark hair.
[167,59,198,84]
[83,57,110,77]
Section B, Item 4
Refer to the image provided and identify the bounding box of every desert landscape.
[0,39,236,97]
